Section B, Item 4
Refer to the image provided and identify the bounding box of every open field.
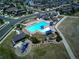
[30,43,70,59]
[0,30,70,59]
[72,12,79,17]
[74,0,79,2]
[0,21,4,26]
[0,31,17,59]
[58,16,79,59]
[0,23,2,26]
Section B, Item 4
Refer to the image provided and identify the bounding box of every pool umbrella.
[46,30,52,35]
[40,26,44,29]
[21,43,29,53]
[49,22,54,26]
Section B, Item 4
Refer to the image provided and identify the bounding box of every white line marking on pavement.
[0,24,8,31]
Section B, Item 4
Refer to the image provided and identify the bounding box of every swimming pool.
[25,21,49,33]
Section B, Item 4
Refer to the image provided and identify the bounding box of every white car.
[34,12,39,14]
[5,21,10,24]
[4,14,9,17]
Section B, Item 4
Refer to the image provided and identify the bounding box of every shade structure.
[40,25,44,29]
[49,22,54,26]
[13,32,25,45]
[46,30,52,35]
[21,43,29,53]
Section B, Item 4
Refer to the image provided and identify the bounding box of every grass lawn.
[0,31,70,59]
[74,0,79,2]
[72,12,79,17]
[0,23,2,26]
[75,0,79,2]
[30,44,70,59]
[58,16,79,59]
[0,21,4,26]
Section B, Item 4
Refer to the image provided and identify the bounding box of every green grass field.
[72,12,79,17]
[74,0,79,2]
[0,31,70,59]
[58,16,79,59]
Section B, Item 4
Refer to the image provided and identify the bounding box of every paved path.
[55,16,76,59]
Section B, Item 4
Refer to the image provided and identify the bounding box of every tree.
[0,19,4,24]
[41,8,45,11]
[48,33,57,40]
[25,34,30,39]
[30,37,40,44]
[55,32,62,42]
[41,0,47,4]
[44,16,49,20]
[33,32,46,43]
[28,10,33,14]
[59,9,63,14]
[16,24,23,30]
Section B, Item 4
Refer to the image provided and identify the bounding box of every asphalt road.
[0,14,38,40]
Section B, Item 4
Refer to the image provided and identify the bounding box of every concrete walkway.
[55,16,76,59]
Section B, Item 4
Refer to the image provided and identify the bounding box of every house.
[72,3,79,11]
[57,5,73,14]
[5,7,18,13]
[14,9,26,16]
[4,7,18,16]
[0,3,4,10]
[62,5,72,13]
[26,0,73,8]
[4,6,26,16]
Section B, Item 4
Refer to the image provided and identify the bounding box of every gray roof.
[13,32,25,44]
[5,7,18,12]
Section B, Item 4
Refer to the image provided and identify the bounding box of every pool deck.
[25,21,49,33]
[23,18,50,26]
[22,17,59,35]
[23,18,51,34]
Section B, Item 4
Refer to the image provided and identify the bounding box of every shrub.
[30,37,40,44]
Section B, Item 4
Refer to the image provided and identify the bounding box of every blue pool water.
[25,22,49,33]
